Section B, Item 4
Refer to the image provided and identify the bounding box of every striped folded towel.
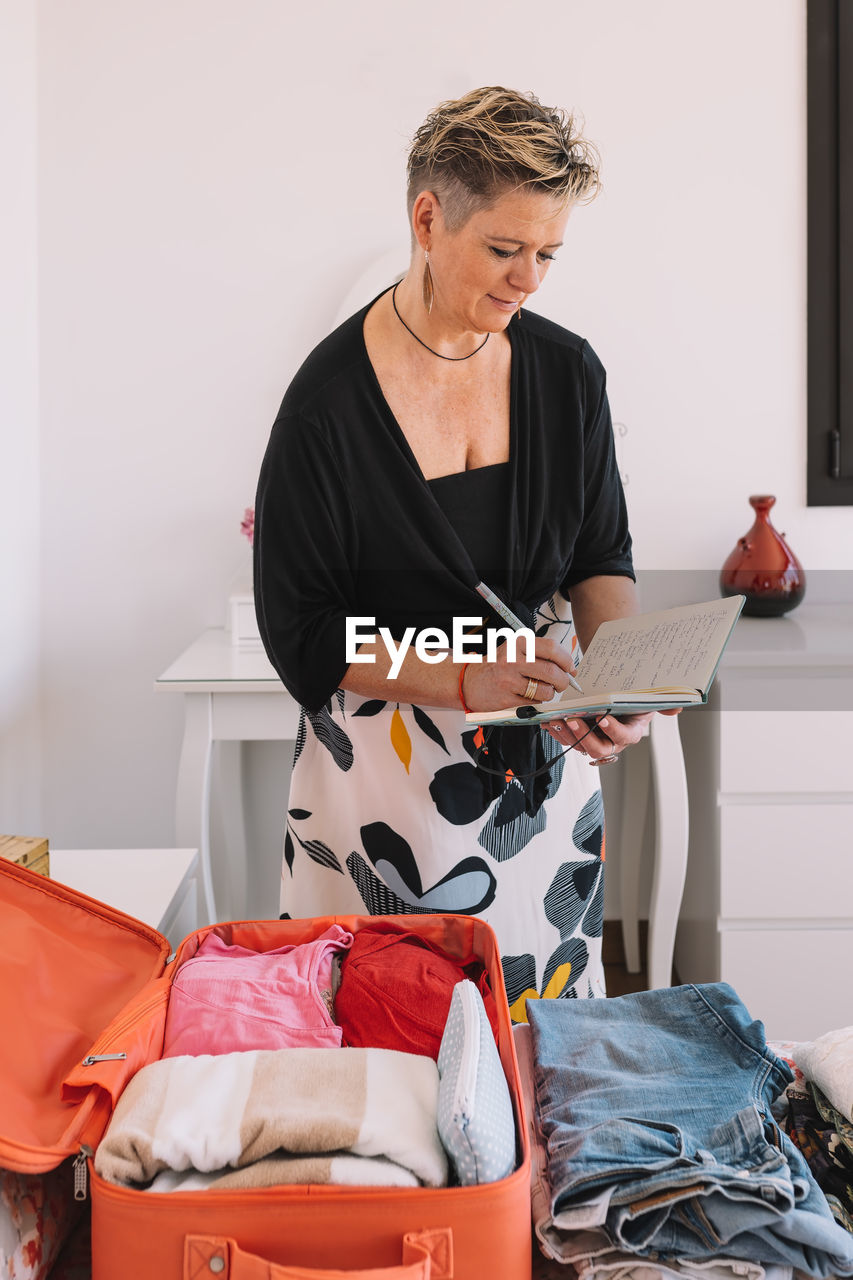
[94,1046,447,1189]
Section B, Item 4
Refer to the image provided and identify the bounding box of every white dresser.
[674,601,853,1041]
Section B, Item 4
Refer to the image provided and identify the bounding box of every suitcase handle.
[183,1228,453,1280]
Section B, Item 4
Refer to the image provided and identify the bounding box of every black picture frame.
[808,0,853,503]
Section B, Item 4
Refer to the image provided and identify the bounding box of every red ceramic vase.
[720,495,806,616]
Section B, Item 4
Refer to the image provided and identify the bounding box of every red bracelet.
[458,662,472,714]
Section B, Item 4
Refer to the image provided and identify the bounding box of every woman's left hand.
[543,707,682,764]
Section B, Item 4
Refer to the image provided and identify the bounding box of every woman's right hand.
[460,637,577,712]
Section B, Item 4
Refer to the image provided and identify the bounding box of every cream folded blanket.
[94,1047,447,1189]
[793,1025,853,1122]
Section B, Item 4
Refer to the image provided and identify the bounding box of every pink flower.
[240,506,254,548]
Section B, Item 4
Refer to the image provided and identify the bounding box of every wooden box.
[0,835,50,877]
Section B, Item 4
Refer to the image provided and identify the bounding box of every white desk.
[156,629,688,984]
[49,848,200,948]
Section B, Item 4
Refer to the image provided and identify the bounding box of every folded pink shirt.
[162,925,353,1057]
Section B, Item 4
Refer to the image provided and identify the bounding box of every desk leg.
[175,693,217,926]
[619,732,650,974]
[647,714,689,990]
[217,741,248,920]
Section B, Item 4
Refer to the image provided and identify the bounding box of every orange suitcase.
[0,857,531,1279]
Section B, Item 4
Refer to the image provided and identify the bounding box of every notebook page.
[574,598,741,698]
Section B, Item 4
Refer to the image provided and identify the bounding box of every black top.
[427,462,510,590]
[254,296,633,713]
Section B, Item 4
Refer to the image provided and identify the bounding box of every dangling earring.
[516,301,523,320]
[422,250,434,315]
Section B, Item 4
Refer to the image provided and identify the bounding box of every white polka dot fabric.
[437,980,516,1186]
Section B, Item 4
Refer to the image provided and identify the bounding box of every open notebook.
[466,594,745,726]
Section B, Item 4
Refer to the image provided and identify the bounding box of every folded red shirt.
[334,925,499,1059]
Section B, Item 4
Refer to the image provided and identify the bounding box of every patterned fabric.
[0,1162,80,1280]
[280,597,607,1015]
[437,981,515,1186]
[783,1083,853,1234]
[812,1084,853,1163]
[769,1040,853,1237]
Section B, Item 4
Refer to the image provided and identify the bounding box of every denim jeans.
[527,983,853,1278]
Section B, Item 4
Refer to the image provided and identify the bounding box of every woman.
[255,86,655,1016]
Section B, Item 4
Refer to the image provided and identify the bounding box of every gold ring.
[524,678,539,701]
[589,754,620,767]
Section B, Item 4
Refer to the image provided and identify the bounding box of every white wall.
[0,0,41,833]
[14,1,853,911]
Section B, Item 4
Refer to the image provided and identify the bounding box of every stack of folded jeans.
[524,983,853,1279]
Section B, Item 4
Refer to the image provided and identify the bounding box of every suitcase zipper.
[79,986,167,1066]
[73,1144,94,1201]
[452,981,480,1126]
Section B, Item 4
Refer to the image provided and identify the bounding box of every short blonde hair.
[407,86,600,230]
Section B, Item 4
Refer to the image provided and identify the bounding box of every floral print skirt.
[280,601,606,1020]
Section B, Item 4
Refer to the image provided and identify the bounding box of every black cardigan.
[254,300,633,714]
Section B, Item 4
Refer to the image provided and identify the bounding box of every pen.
[474,581,584,695]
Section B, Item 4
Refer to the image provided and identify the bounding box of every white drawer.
[211,692,301,740]
[719,926,853,1041]
[719,711,853,794]
[718,668,853,716]
[720,803,853,918]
